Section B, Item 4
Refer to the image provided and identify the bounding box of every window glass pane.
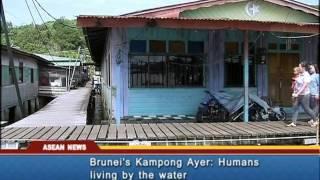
[130,40,146,53]
[149,56,166,87]
[225,61,243,87]
[224,56,255,87]
[188,41,204,54]
[130,56,148,87]
[30,69,34,83]
[225,42,238,56]
[108,55,111,86]
[129,40,205,88]
[291,44,299,50]
[150,40,166,53]
[168,56,203,87]
[268,43,277,50]
[39,71,49,86]
[19,62,23,83]
[240,42,255,55]
[280,44,286,50]
[8,67,14,85]
[130,55,204,88]
[169,41,185,54]
[225,41,256,87]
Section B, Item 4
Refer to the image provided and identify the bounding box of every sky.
[3,0,319,26]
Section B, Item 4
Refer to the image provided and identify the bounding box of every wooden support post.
[0,1,25,118]
[69,47,81,89]
[65,69,68,90]
[243,30,249,123]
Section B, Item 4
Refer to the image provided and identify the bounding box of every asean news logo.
[245,1,260,17]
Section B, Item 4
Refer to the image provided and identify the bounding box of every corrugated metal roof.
[35,54,81,67]
[53,61,81,67]
[123,0,319,17]
[77,0,319,64]
[78,15,319,26]
[1,45,53,65]
[35,54,78,62]
[180,0,318,23]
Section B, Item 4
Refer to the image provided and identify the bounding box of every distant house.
[77,0,319,123]
[36,54,89,88]
[1,46,53,124]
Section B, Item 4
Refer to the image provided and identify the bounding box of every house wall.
[216,30,262,95]
[101,28,209,120]
[96,1,318,121]
[179,0,315,100]
[222,30,305,98]
[128,88,206,115]
[100,30,112,121]
[99,28,129,123]
[104,27,314,120]
[108,28,129,123]
[1,51,39,123]
[126,28,208,117]
[301,36,319,64]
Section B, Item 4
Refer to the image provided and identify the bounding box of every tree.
[1,18,89,60]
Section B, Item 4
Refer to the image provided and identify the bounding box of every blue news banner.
[0,155,319,180]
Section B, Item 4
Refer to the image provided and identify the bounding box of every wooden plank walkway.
[6,85,91,128]
[1,121,317,145]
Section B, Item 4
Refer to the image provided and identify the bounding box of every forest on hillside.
[1,18,90,59]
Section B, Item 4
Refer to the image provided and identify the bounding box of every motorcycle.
[196,91,286,122]
[196,90,228,122]
[248,94,286,121]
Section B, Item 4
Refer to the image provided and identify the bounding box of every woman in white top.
[308,64,319,119]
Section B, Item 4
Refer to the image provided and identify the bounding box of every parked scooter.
[196,90,228,122]
[196,91,286,122]
[248,94,286,121]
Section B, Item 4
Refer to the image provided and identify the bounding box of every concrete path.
[6,84,92,128]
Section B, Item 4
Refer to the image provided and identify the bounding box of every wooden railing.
[39,86,67,97]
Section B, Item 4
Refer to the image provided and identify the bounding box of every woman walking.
[308,64,319,125]
[287,63,318,127]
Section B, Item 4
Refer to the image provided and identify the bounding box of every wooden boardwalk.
[1,121,317,145]
[6,85,91,128]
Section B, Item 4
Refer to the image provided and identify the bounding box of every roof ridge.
[122,0,319,17]
[1,45,52,64]
[122,0,216,16]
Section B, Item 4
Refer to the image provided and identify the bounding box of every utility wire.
[31,0,52,38]
[24,0,37,27]
[25,0,54,61]
[32,0,86,60]
[33,0,78,29]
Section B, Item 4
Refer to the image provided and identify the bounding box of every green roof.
[35,54,81,67]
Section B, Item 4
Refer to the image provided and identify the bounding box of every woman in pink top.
[287,63,318,127]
